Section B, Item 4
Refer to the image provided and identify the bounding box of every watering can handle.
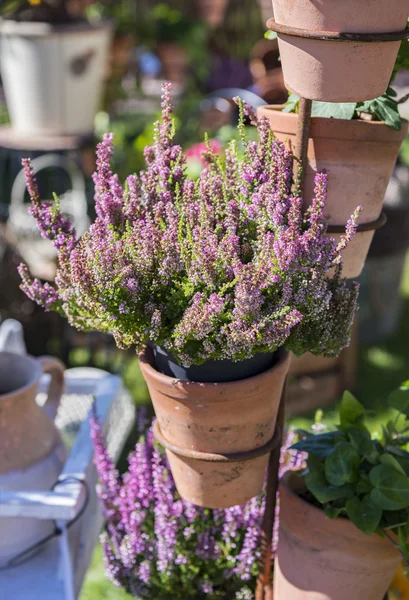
[10,153,86,208]
[37,355,65,423]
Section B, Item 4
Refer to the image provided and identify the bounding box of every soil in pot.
[271,0,409,102]
[139,346,291,508]
[257,105,408,278]
[274,472,401,600]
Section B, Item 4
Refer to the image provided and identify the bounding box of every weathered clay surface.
[274,472,401,600]
[257,106,408,278]
[272,0,409,101]
[139,347,291,508]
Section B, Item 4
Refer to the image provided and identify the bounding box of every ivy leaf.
[282,93,300,113]
[291,431,344,457]
[389,381,409,416]
[380,453,407,476]
[362,95,402,130]
[340,391,365,426]
[311,101,357,120]
[325,443,361,486]
[370,464,409,510]
[348,427,377,459]
[356,473,373,495]
[324,505,344,519]
[305,471,354,504]
[346,495,382,536]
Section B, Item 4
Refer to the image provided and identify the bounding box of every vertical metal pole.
[255,381,287,600]
[294,97,313,197]
[255,97,313,600]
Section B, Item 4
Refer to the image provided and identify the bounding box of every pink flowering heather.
[91,409,305,599]
[18,83,359,365]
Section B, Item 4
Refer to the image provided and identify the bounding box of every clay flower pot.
[271,0,409,102]
[139,346,290,508]
[274,472,401,600]
[257,105,408,278]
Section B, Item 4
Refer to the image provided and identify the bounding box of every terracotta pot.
[139,346,290,508]
[274,472,401,600]
[157,43,188,86]
[289,352,339,378]
[257,105,408,278]
[0,352,66,566]
[271,0,409,102]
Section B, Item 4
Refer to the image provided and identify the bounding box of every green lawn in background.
[80,254,409,599]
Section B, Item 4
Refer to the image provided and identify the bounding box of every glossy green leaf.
[363,95,402,130]
[348,427,377,459]
[389,381,409,416]
[356,473,373,495]
[340,391,365,426]
[311,101,357,120]
[292,431,344,457]
[305,471,354,504]
[325,443,361,486]
[346,495,382,536]
[282,93,299,114]
[380,453,407,476]
[370,464,409,510]
[324,505,343,519]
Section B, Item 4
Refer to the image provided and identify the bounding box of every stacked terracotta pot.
[266,1,409,598]
[258,0,409,279]
[140,347,290,509]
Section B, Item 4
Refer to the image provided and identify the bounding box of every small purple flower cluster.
[18,83,359,365]
[91,409,305,599]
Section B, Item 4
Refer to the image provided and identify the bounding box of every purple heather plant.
[91,408,305,599]
[18,83,359,366]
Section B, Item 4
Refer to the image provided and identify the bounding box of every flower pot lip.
[280,470,393,547]
[0,17,113,37]
[139,345,291,394]
[258,104,409,143]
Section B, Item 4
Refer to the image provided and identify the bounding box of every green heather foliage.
[293,381,409,561]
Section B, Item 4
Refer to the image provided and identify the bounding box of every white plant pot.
[0,19,112,136]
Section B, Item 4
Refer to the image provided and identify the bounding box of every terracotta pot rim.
[259,104,409,142]
[0,351,41,401]
[139,346,291,393]
[281,471,394,546]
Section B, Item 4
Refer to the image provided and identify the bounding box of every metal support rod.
[255,381,287,600]
[255,97,313,600]
[294,97,313,197]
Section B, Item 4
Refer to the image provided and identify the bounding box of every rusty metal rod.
[255,380,287,600]
[256,97,313,600]
[294,97,313,198]
[153,420,281,463]
[266,18,409,43]
[327,211,387,234]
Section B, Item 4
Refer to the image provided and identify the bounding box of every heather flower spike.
[19,83,360,364]
[91,409,306,599]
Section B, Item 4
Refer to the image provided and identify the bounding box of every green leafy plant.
[0,0,80,23]
[276,32,409,130]
[293,381,409,561]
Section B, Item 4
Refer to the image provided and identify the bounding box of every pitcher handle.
[37,356,65,422]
